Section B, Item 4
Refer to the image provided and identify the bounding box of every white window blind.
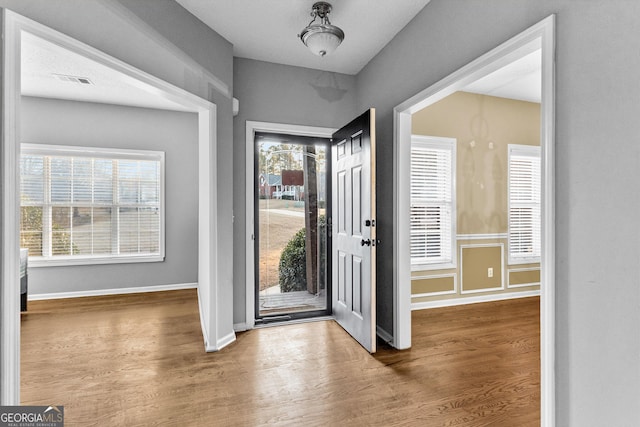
[20,144,164,266]
[508,144,541,263]
[410,136,456,269]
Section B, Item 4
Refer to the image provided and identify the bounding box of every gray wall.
[21,97,198,294]
[3,0,639,424]
[356,0,640,425]
[0,0,236,341]
[232,57,357,324]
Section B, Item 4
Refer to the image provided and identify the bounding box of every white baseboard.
[233,322,249,332]
[411,289,540,311]
[28,282,198,301]
[196,286,211,352]
[213,331,237,352]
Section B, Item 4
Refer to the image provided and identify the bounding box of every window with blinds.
[20,144,164,266]
[508,144,541,264]
[410,136,456,269]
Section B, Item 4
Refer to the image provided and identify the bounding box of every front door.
[331,109,377,353]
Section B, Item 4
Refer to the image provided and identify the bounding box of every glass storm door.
[255,133,330,321]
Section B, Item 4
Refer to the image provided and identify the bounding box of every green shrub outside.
[278,215,326,293]
[279,228,307,292]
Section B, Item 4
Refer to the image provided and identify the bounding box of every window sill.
[28,255,165,268]
[508,257,541,266]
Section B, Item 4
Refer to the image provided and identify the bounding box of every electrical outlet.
[488,267,494,278]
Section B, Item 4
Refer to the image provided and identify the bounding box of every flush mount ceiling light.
[299,2,345,57]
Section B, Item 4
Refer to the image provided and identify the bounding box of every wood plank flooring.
[21,290,539,426]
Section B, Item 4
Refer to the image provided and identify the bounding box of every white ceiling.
[21,32,191,112]
[20,4,540,111]
[178,0,540,101]
[463,50,541,103]
[176,0,432,75]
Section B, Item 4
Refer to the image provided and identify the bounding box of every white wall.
[356,1,640,425]
[20,96,198,295]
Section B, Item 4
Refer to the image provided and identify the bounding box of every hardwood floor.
[21,290,539,426]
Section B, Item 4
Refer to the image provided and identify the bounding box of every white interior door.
[331,109,376,353]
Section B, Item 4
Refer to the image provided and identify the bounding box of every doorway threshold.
[253,315,334,329]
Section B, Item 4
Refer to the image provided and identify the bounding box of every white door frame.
[1,9,228,404]
[393,15,556,425]
[244,121,335,330]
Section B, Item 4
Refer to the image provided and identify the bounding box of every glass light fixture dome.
[299,2,345,57]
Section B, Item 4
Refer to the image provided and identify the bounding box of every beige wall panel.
[412,276,455,295]
[412,91,540,235]
[461,245,503,291]
[509,269,541,286]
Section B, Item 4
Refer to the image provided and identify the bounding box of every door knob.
[361,239,371,246]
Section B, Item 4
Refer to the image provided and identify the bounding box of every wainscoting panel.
[508,267,541,288]
[411,235,539,308]
[460,244,504,294]
[411,274,456,297]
